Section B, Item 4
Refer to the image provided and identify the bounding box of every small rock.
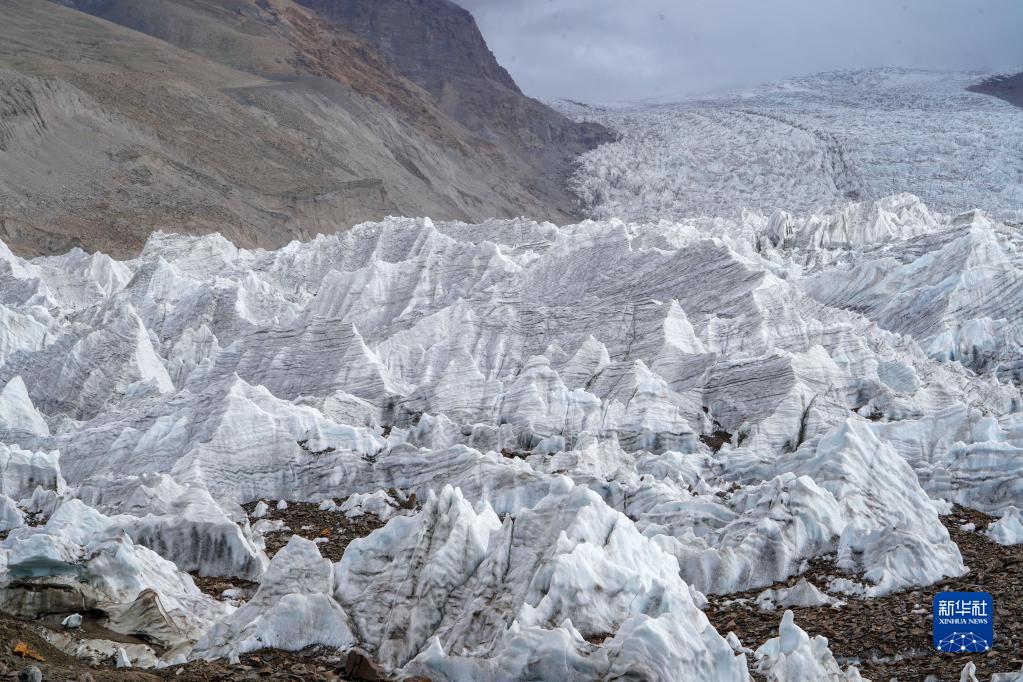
[342,650,386,681]
[62,613,83,629]
[17,666,41,682]
[77,674,94,682]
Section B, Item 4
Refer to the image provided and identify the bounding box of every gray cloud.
[456,0,1023,102]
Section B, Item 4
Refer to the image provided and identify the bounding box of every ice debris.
[754,611,867,681]
[986,506,1023,546]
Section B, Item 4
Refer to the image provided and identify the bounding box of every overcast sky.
[455,0,1023,102]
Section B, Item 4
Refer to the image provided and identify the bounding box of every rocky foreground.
[708,507,1023,681]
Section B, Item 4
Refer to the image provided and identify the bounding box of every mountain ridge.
[0,0,611,257]
[969,70,1023,109]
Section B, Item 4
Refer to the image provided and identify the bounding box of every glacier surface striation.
[0,177,1020,676]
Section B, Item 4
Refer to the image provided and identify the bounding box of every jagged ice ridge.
[0,189,1021,677]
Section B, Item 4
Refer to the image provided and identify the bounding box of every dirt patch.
[163,646,376,681]
[0,510,49,543]
[188,574,258,602]
[242,499,397,562]
[705,505,1023,681]
[500,448,530,460]
[0,610,158,681]
[699,429,733,453]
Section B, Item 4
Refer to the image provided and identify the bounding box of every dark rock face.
[295,0,615,213]
[297,0,521,96]
[969,72,1023,110]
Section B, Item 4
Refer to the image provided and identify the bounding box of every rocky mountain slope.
[969,71,1023,109]
[294,0,610,212]
[0,0,610,257]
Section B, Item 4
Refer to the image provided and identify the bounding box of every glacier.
[559,69,1023,225]
[0,180,1021,677]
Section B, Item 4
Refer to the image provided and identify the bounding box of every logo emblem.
[933,592,993,653]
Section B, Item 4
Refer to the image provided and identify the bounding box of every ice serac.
[754,611,867,681]
[802,211,1023,383]
[0,188,1020,671]
[871,404,1023,515]
[338,483,748,681]
[0,443,64,500]
[0,500,229,662]
[0,493,25,532]
[777,419,965,595]
[76,474,269,580]
[0,376,49,439]
[0,300,172,419]
[986,506,1023,546]
[192,536,354,663]
[637,417,964,597]
[0,305,49,378]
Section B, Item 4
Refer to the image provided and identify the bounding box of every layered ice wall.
[0,186,1020,674]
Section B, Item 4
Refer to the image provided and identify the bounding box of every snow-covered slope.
[559,69,1023,224]
[0,184,1020,675]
